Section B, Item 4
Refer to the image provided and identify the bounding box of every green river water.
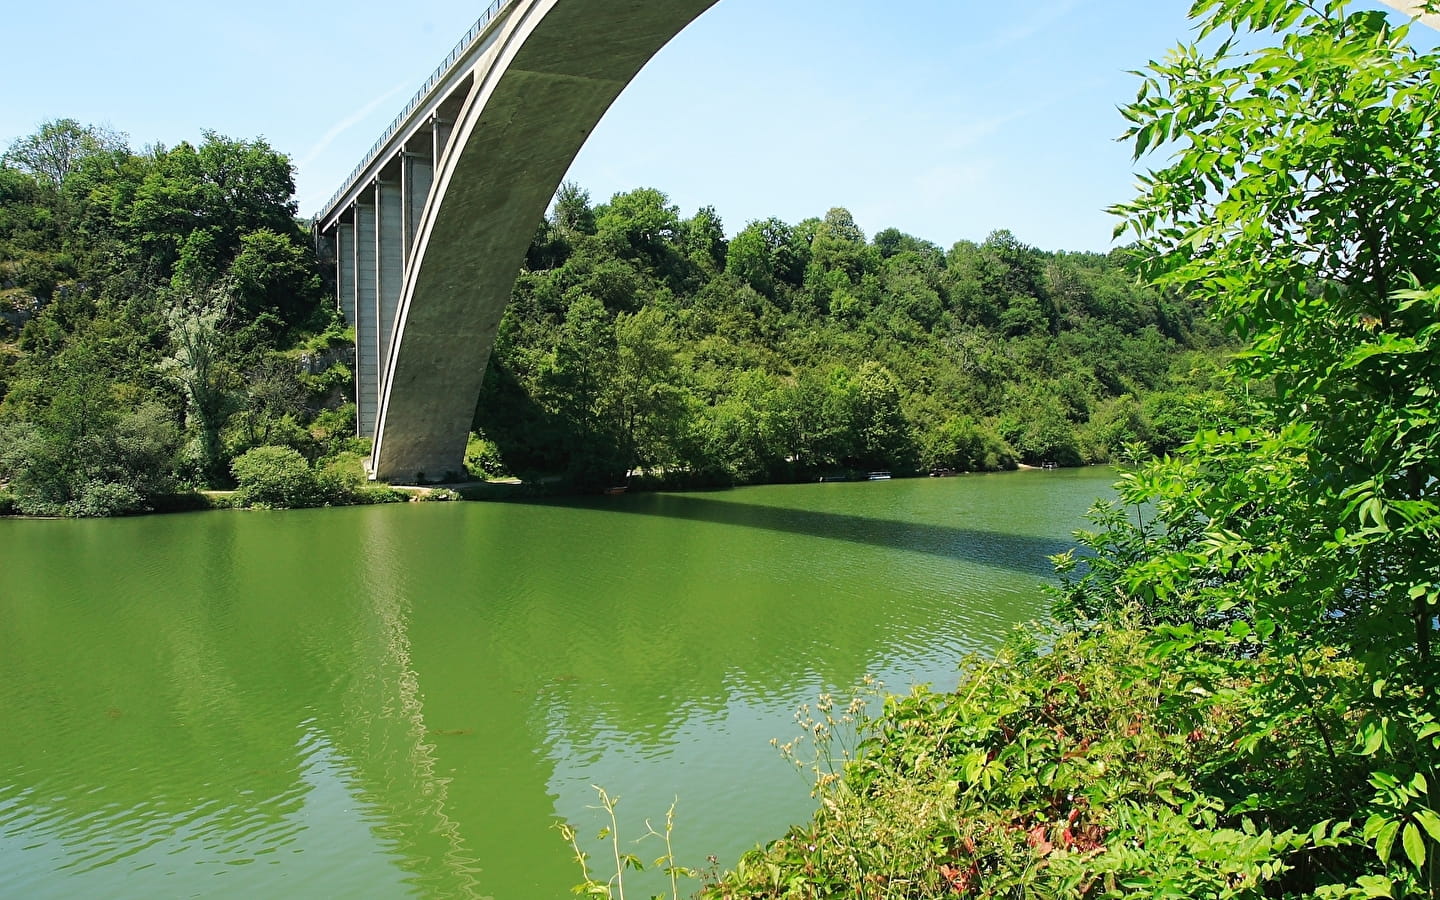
[0,468,1116,898]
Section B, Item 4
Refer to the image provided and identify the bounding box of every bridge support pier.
[376,174,404,423]
[402,150,434,259]
[336,222,356,339]
[354,197,379,438]
[331,143,442,467]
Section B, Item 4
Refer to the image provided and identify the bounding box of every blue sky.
[1,1,1430,251]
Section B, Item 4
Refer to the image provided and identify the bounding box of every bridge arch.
[321,0,719,482]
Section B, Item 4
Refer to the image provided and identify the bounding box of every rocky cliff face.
[296,345,355,376]
[0,292,44,338]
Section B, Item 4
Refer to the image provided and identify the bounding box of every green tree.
[535,294,630,487]
[228,228,323,325]
[227,355,309,455]
[725,223,777,297]
[161,286,236,485]
[605,305,686,474]
[999,389,1080,466]
[1074,0,1440,891]
[852,361,913,469]
[700,368,793,483]
[552,180,596,235]
[595,187,680,270]
[4,119,127,189]
[919,415,1013,472]
[0,340,179,516]
[678,205,727,275]
[809,207,873,285]
[726,217,807,301]
[110,133,298,280]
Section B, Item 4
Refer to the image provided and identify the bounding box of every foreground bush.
[702,622,1373,899]
[689,3,1440,897]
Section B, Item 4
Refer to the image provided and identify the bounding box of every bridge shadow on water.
[526,492,1075,578]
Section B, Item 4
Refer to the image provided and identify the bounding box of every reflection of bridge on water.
[0,513,496,895]
[313,0,1435,484]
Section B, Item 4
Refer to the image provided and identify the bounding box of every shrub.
[300,362,352,400]
[354,485,408,504]
[230,445,348,509]
[316,451,366,493]
[309,403,357,452]
[65,480,144,517]
[700,622,1353,899]
[464,431,508,479]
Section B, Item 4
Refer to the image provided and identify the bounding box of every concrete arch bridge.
[314,0,1434,483]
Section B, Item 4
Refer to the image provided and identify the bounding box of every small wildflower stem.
[597,787,626,900]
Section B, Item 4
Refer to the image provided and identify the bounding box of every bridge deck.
[316,0,515,230]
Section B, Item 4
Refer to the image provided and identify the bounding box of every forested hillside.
[480,188,1231,488]
[0,119,1230,515]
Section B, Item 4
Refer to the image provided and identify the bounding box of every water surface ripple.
[0,469,1115,897]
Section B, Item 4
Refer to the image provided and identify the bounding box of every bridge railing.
[317,0,515,221]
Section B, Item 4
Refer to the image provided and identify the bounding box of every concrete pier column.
[433,115,454,167]
[336,219,357,327]
[376,172,404,402]
[402,149,434,264]
[355,196,379,437]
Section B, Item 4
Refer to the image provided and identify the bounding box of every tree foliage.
[483,186,1223,490]
[3,122,1221,511]
[0,122,348,513]
[3,119,126,189]
[1089,1,1440,891]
